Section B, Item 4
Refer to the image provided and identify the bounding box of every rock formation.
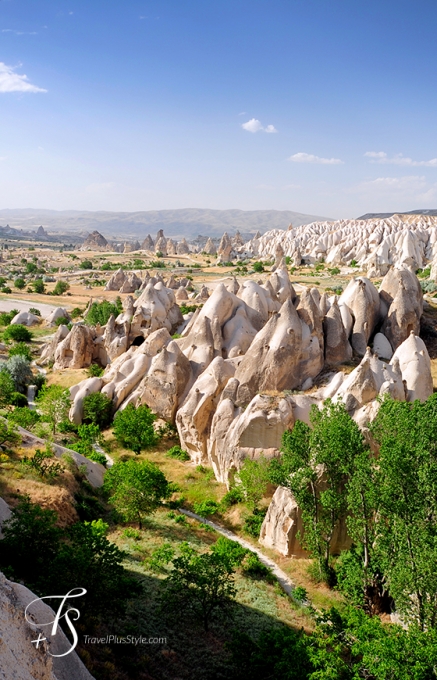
[77,230,109,252]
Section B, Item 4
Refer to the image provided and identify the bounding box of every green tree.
[3,324,32,343]
[370,395,437,629]
[32,278,45,294]
[238,455,270,509]
[104,459,171,528]
[161,542,237,631]
[82,392,113,428]
[272,401,367,582]
[79,259,93,269]
[14,277,26,290]
[53,280,70,295]
[112,403,158,454]
[36,385,70,435]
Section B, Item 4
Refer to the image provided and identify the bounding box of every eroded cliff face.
[0,570,94,680]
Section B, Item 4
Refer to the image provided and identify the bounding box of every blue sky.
[1,0,437,217]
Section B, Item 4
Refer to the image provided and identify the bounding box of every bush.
[10,392,28,407]
[292,585,308,603]
[211,536,247,567]
[32,279,45,294]
[22,445,63,479]
[179,304,198,314]
[328,266,341,275]
[253,261,265,273]
[4,356,33,393]
[8,407,40,430]
[3,325,32,343]
[0,311,15,326]
[243,509,267,538]
[79,260,93,269]
[166,445,190,461]
[242,552,274,581]
[193,499,220,517]
[14,278,26,289]
[8,342,32,361]
[2,287,12,294]
[220,486,244,510]
[70,307,83,319]
[85,299,122,326]
[82,392,113,428]
[54,316,69,326]
[87,363,104,377]
[29,307,41,317]
[53,280,70,295]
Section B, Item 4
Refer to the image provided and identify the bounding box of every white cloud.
[241,118,277,133]
[364,151,437,167]
[2,29,38,35]
[288,152,344,165]
[0,62,46,93]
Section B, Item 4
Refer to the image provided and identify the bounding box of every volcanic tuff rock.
[0,570,95,680]
[77,229,109,251]
[247,214,437,275]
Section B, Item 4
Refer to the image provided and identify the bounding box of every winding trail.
[179,508,299,601]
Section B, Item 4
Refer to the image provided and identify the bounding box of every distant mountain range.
[0,208,331,241]
[358,209,437,220]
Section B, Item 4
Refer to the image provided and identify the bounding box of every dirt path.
[179,508,300,601]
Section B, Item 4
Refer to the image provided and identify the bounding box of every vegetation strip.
[179,507,300,601]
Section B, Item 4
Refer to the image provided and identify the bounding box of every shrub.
[243,509,267,538]
[328,266,341,275]
[10,392,28,407]
[242,552,274,581]
[14,278,26,290]
[3,325,32,343]
[53,280,70,295]
[193,499,220,517]
[238,455,270,509]
[220,486,244,510]
[70,307,83,319]
[8,342,32,361]
[350,259,358,267]
[0,311,15,326]
[79,260,93,269]
[179,304,198,314]
[2,287,12,294]
[87,363,104,377]
[8,407,40,430]
[28,307,41,317]
[85,299,122,326]
[4,356,33,393]
[54,316,69,326]
[166,445,190,461]
[22,444,64,479]
[293,586,308,603]
[211,536,247,567]
[253,261,265,273]
[82,392,113,428]
[32,279,45,294]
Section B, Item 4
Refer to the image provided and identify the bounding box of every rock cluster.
[247,213,437,275]
[77,230,110,252]
[41,254,436,561]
